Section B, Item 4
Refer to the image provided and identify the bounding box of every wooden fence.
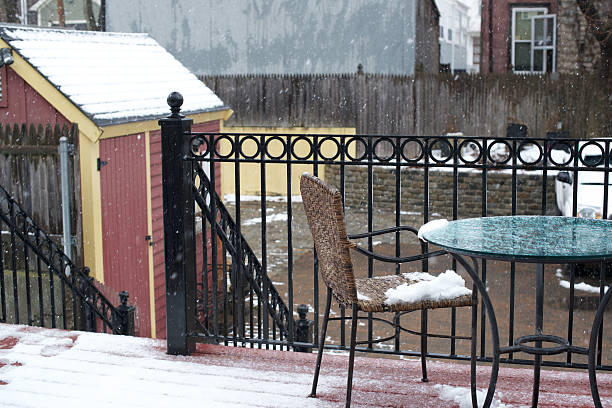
[0,123,82,263]
[201,72,612,140]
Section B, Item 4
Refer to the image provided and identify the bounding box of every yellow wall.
[78,135,105,281]
[219,127,356,199]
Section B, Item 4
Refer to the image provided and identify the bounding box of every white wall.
[436,0,479,73]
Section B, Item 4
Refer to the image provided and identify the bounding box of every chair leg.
[421,308,428,382]
[346,303,358,408]
[309,288,333,398]
[471,289,478,408]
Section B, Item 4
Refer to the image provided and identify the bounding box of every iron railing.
[161,93,612,373]
[193,164,293,344]
[0,183,134,335]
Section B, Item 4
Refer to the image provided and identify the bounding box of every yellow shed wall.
[219,127,356,199]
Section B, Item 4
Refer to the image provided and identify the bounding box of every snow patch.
[401,272,436,281]
[385,270,471,305]
[417,219,449,240]
[434,384,509,408]
[357,292,371,301]
[559,280,609,294]
[243,213,288,226]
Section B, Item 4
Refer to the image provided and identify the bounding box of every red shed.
[0,24,232,338]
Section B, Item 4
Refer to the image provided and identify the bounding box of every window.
[448,29,452,42]
[511,8,556,73]
[440,25,444,40]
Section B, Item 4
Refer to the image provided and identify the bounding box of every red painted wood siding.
[150,120,220,339]
[100,134,150,337]
[0,66,71,125]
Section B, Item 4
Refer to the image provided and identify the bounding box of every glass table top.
[421,216,612,262]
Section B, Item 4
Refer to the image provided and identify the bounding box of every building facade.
[481,0,602,75]
[29,0,101,29]
[481,0,558,73]
[106,0,440,75]
[437,0,470,73]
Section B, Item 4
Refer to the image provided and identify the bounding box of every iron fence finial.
[119,291,129,307]
[167,92,184,119]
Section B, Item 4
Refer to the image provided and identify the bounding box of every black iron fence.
[0,183,134,335]
[161,94,612,373]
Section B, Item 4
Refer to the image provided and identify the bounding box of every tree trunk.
[97,0,105,31]
[84,0,96,31]
[56,0,65,27]
[1,0,20,23]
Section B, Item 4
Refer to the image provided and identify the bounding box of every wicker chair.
[300,173,477,408]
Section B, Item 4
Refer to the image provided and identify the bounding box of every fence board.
[0,123,81,262]
[202,73,612,142]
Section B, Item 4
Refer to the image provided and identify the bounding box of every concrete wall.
[106,0,439,75]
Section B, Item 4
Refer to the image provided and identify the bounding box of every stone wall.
[557,0,601,74]
[325,165,558,218]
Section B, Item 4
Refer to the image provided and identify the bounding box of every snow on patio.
[0,323,610,407]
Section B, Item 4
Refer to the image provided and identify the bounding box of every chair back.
[300,174,357,306]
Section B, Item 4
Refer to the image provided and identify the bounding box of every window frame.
[511,7,549,74]
[530,14,556,73]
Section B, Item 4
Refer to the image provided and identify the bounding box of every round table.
[422,216,612,408]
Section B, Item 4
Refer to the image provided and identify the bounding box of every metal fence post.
[294,304,313,352]
[159,92,196,355]
[58,136,73,263]
[78,266,96,332]
[113,291,135,336]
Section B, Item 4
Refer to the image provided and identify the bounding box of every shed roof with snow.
[0,24,227,126]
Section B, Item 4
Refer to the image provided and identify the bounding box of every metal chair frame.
[300,173,478,408]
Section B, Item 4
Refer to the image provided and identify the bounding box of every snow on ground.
[243,213,289,226]
[0,324,322,408]
[434,384,508,408]
[559,280,609,294]
[0,323,610,407]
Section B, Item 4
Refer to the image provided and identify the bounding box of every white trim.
[47,19,88,24]
[511,7,547,74]
[531,14,556,73]
[31,0,100,12]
